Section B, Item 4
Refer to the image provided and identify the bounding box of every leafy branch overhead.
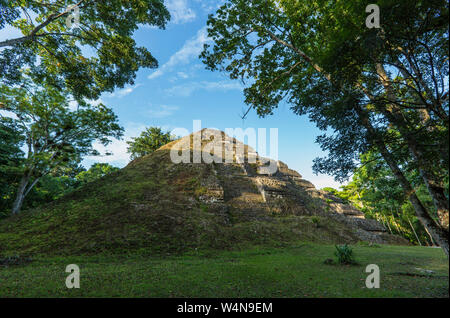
[0,0,170,100]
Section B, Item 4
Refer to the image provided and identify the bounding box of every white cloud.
[68,98,104,112]
[308,175,347,190]
[0,109,18,120]
[168,71,190,82]
[166,0,196,24]
[84,122,147,167]
[88,139,130,166]
[115,87,134,97]
[147,105,179,118]
[192,0,225,13]
[164,80,243,97]
[90,99,104,106]
[177,71,189,79]
[148,27,209,79]
[148,69,164,80]
[108,84,142,98]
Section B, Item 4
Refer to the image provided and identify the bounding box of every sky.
[0,0,345,189]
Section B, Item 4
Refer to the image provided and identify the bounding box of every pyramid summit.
[162,128,277,174]
[0,130,407,256]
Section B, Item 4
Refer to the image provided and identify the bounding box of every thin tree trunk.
[11,175,30,215]
[385,217,393,234]
[380,212,393,234]
[10,172,40,215]
[407,217,422,246]
[424,226,436,246]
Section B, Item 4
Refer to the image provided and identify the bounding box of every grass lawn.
[0,243,448,298]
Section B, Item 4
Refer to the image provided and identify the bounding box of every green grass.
[0,244,447,298]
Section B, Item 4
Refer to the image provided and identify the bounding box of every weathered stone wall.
[171,129,405,244]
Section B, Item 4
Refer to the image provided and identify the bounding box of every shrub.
[334,244,357,265]
[311,216,320,227]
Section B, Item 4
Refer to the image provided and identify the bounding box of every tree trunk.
[381,212,393,234]
[424,226,436,246]
[407,217,422,246]
[377,135,448,256]
[356,106,449,257]
[418,168,449,230]
[11,175,30,215]
[401,133,449,230]
[375,63,449,230]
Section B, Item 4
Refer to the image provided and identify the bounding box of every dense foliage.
[323,151,446,245]
[0,118,24,217]
[0,0,170,101]
[75,162,120,185]
[127,127,175,160]
[0,162,119,218]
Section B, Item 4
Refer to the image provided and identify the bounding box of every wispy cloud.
[147,105,179,118]
[148,27,209,79]
[84,122,147,167]
[164,80,243,97]
[169,71,191,83]
[108,84,142,98]
[177,71,189,79]
[84,121,179,168]
[193,0,226,13]
[166,0,196,24]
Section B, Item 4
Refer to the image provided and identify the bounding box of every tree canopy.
[75,162,119,185]
[127,127,175,160]
[0,0,170,101]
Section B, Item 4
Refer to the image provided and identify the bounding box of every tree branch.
[0,0,85,48]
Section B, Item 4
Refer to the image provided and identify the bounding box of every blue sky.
[1,0,344,189]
